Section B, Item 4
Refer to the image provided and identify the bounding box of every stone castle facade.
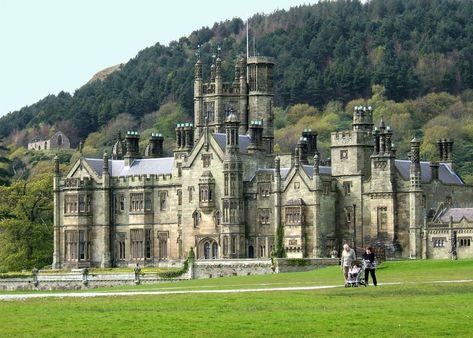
[53,54,473,268]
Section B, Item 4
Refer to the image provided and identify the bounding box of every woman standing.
[341,243,356,283]
[362,246,377,286]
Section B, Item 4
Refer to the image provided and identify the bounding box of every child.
[348,263,361,280]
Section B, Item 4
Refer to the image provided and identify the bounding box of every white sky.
[0,0,312,117]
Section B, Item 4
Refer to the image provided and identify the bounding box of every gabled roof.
[85,157,174,177]
[435,208,473,223]
[212,133,251,153]
[394,160,463,185]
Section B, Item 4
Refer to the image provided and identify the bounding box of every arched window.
[212,242,218,259]
[204,242,211,259]
[57,134,63,146]
[193,210,201,228]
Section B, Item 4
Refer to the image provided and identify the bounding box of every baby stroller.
[345,260,367,287]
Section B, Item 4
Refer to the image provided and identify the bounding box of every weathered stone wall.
[192,259,273,279]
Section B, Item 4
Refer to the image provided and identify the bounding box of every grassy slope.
[0,260,472,337]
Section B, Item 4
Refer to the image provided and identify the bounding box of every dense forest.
[2,0,473,141]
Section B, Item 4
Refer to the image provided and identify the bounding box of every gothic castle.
[53,54,473,268]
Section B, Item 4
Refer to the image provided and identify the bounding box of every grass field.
[1,260,473,337]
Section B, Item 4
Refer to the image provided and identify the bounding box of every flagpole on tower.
[246,18,249,58]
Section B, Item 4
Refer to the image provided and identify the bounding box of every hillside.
[1,0,473,175]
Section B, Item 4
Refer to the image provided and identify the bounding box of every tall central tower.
[193,54,275,153]
[247,56,275,153]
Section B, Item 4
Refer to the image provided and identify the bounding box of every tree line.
[1,0,473,143]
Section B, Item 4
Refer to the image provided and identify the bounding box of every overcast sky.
[0,0,312,117]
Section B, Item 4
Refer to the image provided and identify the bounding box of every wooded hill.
[1,0,473,173]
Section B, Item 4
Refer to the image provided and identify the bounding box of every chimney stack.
[124,131,140,166]
[145,133,164,158]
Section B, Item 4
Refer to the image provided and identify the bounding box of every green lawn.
[1,260,473,337]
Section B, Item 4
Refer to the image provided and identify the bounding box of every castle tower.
[368,119,398,254]
[221,113,245,258]
[101,151,111,268]
[247,56,275,153]
[330,106,374,249]
[409,137,423,258]
[194,54,251,141]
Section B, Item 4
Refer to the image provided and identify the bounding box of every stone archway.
[198,237,219,259]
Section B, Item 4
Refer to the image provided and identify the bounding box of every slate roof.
[302,165,332,178]
[394,160,463,185]
[85,157,174,177]
[436,208,473,223]
[212,133,251,153]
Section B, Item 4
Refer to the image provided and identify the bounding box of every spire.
[103,151,109,174]
[275,155,280,175]
[314,152,320,174]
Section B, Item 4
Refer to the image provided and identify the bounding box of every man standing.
[341,243,356,283]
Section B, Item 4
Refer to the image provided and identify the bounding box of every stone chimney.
[302,129,317,158]
[124,131,140,166]
[144,133,164,158]
[297,137,308,165]
[430,161,439,181]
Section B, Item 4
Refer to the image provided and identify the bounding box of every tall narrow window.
[193,210,201,228]
[119,194,125,212]
[78,195,86,213]
[131,229,144,259]
[117,233,126,260]
[377,207,388,233]
[343,181,351,196]
[231,236,237,254]
[230,173,236,196]
[177,189,182,206]
[65,231,78,261]
[158,232,168,259]
[78,230,87,260]
[160,191,167,210]
[212,242,218,259]
[204,242,211,259]
[224,174,229,196]
[177,162,182,177]
[145,229,152,259]
[145,192,152,211]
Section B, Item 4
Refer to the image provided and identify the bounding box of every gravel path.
[1,280,471,301]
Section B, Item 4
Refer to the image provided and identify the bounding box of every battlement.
[331,130,373,146]
[111,173,174,187]
[62,177,93,189]
[201,82,241,95]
